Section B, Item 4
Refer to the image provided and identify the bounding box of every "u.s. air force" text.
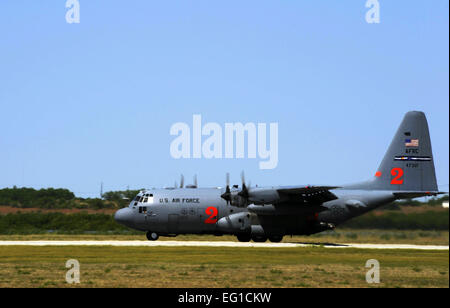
[159,198,200,204]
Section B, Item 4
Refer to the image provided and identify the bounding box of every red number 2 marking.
[204,206,218,224]
[390,168,404,185]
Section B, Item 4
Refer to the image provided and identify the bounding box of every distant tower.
[100,182,103,199]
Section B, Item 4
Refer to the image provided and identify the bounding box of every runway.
[0,241,448,250]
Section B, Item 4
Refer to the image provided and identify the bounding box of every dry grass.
[0,246,447,288]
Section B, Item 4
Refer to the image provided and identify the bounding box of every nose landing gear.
[146,231,159,241]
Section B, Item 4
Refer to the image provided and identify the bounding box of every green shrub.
[0,212,140,234]
[341,211,449,230]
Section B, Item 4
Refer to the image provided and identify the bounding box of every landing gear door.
[168,214,179,234]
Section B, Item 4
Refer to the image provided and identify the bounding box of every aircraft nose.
[114,208,133,227]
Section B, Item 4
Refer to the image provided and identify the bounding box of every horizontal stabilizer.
[393,191,446,199]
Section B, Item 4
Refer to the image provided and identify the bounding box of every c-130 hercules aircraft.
[115,111,444,242]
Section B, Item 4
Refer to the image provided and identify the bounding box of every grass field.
[0,229,448,245]
[0,245,448,288]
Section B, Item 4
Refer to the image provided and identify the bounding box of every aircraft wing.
[276,186,340,205]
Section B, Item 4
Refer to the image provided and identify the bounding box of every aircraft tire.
[268,235,283,243]
[146,232,159,241]
[252,236,268,243]
[236,234,252,242]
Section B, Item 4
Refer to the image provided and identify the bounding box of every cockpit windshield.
[132,193,154,205]
[133,195,142,202]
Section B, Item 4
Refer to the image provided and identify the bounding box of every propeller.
[220,173,231,204]
[238,171,250,199]
[180,174,184,188]
[186,175,198,188]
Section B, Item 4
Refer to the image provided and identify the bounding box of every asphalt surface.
[0,241,448,250]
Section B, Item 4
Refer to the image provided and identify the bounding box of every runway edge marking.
[0,241,448,250]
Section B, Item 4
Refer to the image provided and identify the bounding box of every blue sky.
[0,1,448,197]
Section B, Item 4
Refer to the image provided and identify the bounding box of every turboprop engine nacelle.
[246,188,282,205]
[217,212,267,236]
[216,212,251,233]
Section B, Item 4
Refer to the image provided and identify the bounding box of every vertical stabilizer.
[369,111,438,192]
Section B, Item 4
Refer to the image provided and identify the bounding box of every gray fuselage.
[114,186,395,237]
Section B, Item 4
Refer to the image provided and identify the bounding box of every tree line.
[0,210,447,234]
[0,187,142,209]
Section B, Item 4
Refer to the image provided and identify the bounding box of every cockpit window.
[132,193,154,204]
[145,194,154,204]
[132,194,143,207]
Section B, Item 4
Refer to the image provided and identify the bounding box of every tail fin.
[371,111,438,192]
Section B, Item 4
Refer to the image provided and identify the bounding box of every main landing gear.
[268,235,283,243]
[146,231,159,241]
[236,234,284,243]
[236,234,252,242]
[252,236,268,243]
